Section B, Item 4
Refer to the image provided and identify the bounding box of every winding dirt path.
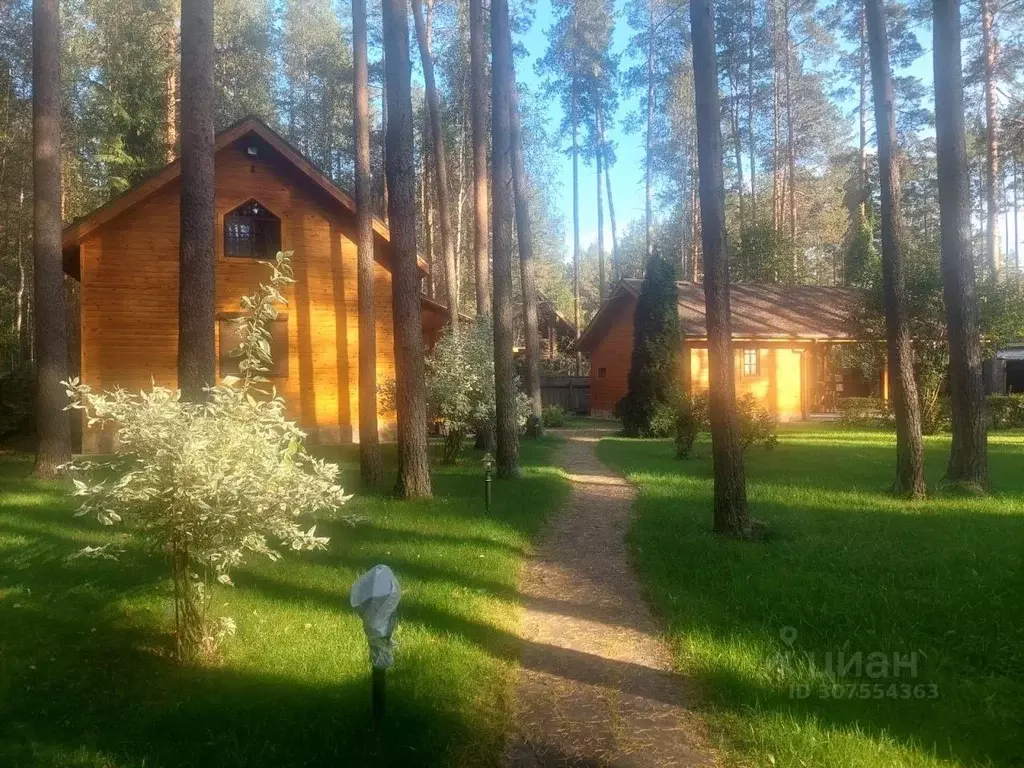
[503,427,717,767]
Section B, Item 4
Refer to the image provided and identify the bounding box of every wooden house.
[576,279,867,421]
[62,117,440,452]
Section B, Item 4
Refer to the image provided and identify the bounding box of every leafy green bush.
[988,394,1024,429]
[0,364,34,439]
[542,404,569,428]
[673,391,776,457]
[425,317,530,463]
[64,252,349,661]
[837,396,893,428]
[674,391,709,458]
[736,393,779,451]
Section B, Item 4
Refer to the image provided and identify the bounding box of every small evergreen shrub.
[542,404,569,428]
[619,248,682,437]
[736,393,778,451]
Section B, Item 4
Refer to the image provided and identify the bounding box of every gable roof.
[62,116,428,275]
[576,278,867,352]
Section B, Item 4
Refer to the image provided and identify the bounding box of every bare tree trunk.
[510,79,543,436]
[784,0,796,247]
[1011,154,1019,268]
[933,0,988,487]
[383,0,432,498]
[598,105,619,279]
[353,0,383,487]
[645,0,655,259]
[33,0,71,478]
[178,0,215,403]
[596,102,607,299]
[981,0,1003,279]
[730,72,746,229]
[572,7,581,376]
[164,22,178,163]
[859,5,868,218]
[16,184,27,364]
[690,0,752,535]
[747,0,757,221]
[470,0,490,314]
[865,0,926,498]
[491,0,520,477]
[412,0,460,326]
[770,0,780,233]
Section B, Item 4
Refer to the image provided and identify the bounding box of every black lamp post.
[482,452,494,512]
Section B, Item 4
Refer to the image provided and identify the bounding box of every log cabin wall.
[78,136,397,452]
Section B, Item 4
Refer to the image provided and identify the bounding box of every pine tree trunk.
[596,109,607,299]
[747,0,757,221]
[784,0,796,246]
[933,0,988,487]
[491,0,520,477]
[178,0,216,403]
[645,0,655,259]
[412,0,460,326]
[571,7,581,375]
[597,103,619,278]
[32,0,71,478]
[770,0,780,233]
[470,0,490,315]
[383,0,432,498]
[864,0,926,498]
[730,73,746,230]
[690,0,753,535]
[353,0,383,487]
[859,5,868,219]
[510,79,543,437]
[164,22,178,163]
[1015,157,1019,269]
[981,0,1002,278]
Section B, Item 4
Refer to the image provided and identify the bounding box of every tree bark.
[32,0,71,478]
[412,0,460,326]
[730,72,746,230]
[864,0,926,497]
[645,0,655,259]
[981,0,1003,279]
[510,79,543,436]
[491,0,520,477]
[770,0,781,233]
[383,0,432,498]
[596,108,607,299]
[597,103,619,277]
[470,0,490,314]
[933,0,988,487]
[178,0,216,403]
[571,6,581,376]
[747,0,757,221]
[859,5,868,219]
[690,0,752,535]
[353,0,383,487]
[1015,157,1019,270]
[784,0,796,246]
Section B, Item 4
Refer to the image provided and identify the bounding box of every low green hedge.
[837,393,1024,431]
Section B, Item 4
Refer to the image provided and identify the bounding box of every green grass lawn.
[597,425,1024,768]
[0,438,569,768]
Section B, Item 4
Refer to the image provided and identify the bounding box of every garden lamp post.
[349,565,401,721]
[482,452,494,513]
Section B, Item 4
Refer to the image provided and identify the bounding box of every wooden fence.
[539,375,590,414]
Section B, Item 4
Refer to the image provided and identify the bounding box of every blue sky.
[515,0,647,254]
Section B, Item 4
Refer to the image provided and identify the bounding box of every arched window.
[224,199,281,259]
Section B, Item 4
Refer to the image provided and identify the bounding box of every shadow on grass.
[0,438,570,767]
[597,433,1024,767]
